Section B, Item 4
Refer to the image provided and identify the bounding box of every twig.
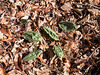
[84,65,92,75]
[87,45,100,61]
[84,46,100,74]
[72,2,100,10]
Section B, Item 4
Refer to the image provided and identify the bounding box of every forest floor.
[0,0,100,75]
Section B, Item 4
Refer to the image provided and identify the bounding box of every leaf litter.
[0,0,100,75]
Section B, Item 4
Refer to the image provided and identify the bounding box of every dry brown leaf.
[49,41,55,46]
[0,17,8,24]
[39,44,49,50]
[77,63,85,69]
[24,0,29,2]
[0,68,6,75]
[14,62,21,70]
[72,9,83,19]
[9,0,14,3]
[68,42,77,49]
[30,5,39,9]
[0,28,8,37]
[18,55,23,70]
[0,31,3,40]
[55,11,62,17]
[64,58,70,73]
[11,8,16,16]
[74,31,83,41]
[60,2,71,12]
[89,0,100,5]
[29,5,41,11]
[20,0,25,2]
[0,25,12,38]
[6,70,22,75]
[88,9,100,16]
[16,11,25,17]
[0,45,4,54]
[0,9,3,14]
[0,51,3,55]
[37,54,44,63]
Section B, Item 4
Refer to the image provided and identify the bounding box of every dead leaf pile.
[0,0,100,75]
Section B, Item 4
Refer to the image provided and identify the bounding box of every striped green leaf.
[43,27,59,41]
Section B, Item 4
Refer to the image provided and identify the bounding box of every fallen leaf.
[88,0,99,5]
[72,9,83,19]
[61,2,71,12]
[0,9,3,14]
[0,45,4,54]
[0,68,6,75]
[0,31,3,39]
[0,25,12,38]
[18,55,23,70]
[16,11,25,17]
[37,54,44,63]
[14,62,21,70]
[11,8,16,16]
[9,0,14,3]
[29,5,39,10]
[0,17,8,24]
[49,41,55,46]
[6,70,22,75]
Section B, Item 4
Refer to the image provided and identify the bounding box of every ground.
[0,0,100,75]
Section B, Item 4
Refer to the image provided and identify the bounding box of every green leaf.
[59,21,76,31]
[23,50,42,61]
[53,45,63,58]
[22,31,43,42]
[43,27,59,40]
[20,19,28,24]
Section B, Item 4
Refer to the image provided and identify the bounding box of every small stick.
[72,2,100,10]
